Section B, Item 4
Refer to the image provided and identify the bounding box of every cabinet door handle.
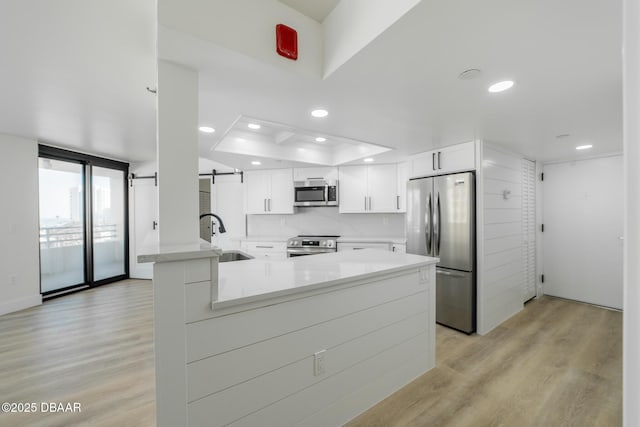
[256,245,274,249]
[438,151,441,169]
[269,198,272,212]
[397,195,400,210]
[364,196,367,211]
[264,199,267,212]
[432,153,436,171]
[152,220,158,230]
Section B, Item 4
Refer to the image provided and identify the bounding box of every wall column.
[157,60,199,246]
[623,0,640,424]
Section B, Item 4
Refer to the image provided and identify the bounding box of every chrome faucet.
[199,213,227,233]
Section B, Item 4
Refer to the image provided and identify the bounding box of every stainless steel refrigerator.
[406,172,476,333]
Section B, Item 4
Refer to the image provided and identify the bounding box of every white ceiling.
[0,0,157,162]
[278,0,340,23]
[187,0,623,168]
[213,115,390,166]
[0,0,623,167]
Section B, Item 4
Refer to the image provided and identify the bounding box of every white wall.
[247,208,404,239]
[623,0,640,423]
[0,134,42,315]
[477,144,525,335]
[159,0,323,78]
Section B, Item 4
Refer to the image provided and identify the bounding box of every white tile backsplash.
[247,207,405,238]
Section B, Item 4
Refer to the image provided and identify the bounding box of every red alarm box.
[276,24,298,60]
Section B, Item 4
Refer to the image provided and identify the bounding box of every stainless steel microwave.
[293,180,338,207]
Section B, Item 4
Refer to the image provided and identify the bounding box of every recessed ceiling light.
[311,109,329,118]
[199,126,215,133]
[363,158,374,163]
[458,69,482,80]
[248,123,261,130]
[315,137,327,142]
[576,144,593,150]
[488,80,514,93]
[251,161,261,165]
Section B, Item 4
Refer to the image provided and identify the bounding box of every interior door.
[199,178,212,242]
[131,178,158,279]
[542,156,623,309]
[522,159,537,302]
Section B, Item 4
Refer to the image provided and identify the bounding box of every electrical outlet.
[314,350,326,376]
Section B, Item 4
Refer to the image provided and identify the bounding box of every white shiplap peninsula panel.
[142,248,437,427]
[478,144,525,334]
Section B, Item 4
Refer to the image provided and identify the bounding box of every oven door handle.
[286,248,336,255]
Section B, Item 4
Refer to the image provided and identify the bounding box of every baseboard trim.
[0,294,42,316]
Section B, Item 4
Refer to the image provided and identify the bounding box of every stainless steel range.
[286,235,339,257]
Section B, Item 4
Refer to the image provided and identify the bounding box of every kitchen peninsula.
[139,246,438,427]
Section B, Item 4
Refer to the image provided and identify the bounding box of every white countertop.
[214,249,437,312]
[241,236,407,244]
[138,242,222,263]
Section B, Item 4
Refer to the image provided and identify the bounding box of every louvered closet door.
[522,159,536,302]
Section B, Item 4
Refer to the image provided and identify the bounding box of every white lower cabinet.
[241,241,287,259]
[337,242,392,252]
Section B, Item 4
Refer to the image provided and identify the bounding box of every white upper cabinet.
[338,166,368,212]
[396,161,409,213]
[245,169,294,214]
[339,164,399,213]
[292,167,338,182]
[410,141,476,178]
[269,169,294,213]
[367,164,398,212]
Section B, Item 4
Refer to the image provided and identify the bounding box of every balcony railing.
[39,224,118,249]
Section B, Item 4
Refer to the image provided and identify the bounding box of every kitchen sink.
[219,251,254,263]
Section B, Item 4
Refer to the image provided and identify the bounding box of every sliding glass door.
[92,167,126,281]
[38,158,86,293]
[38,146,129,297]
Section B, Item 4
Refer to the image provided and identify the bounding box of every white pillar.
[157,60,199,246]
[623,0,640,424]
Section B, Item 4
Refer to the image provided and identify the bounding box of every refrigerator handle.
[434,192,441,256]
[426,194,432,254]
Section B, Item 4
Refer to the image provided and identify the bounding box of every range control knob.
[327,241,334,247]
[321,241,327,246]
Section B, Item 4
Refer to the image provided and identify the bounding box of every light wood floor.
[348,296,622,427]
[0,280,622,427]
[0,280,155,427]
